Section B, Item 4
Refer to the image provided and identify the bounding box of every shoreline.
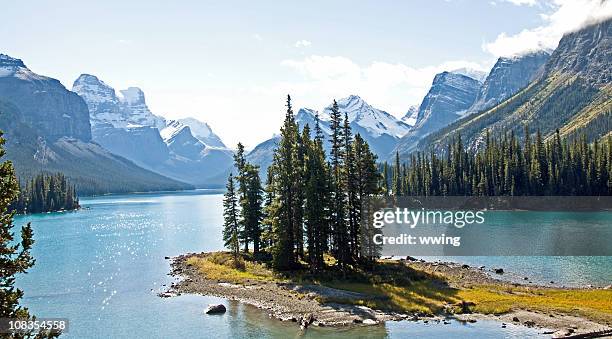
[164,253,612,337]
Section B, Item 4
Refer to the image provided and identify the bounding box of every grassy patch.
[457,285,612,322]
[186,252,278,284]
[185,252,612,323]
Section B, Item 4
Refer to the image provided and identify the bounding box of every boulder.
[494,268,504,274]
[204,304,226,314]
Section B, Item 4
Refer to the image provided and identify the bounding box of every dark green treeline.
[382,128,611,196]
[222,95,381,271]
[11,173,80,214]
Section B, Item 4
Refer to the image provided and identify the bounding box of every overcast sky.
[2,0,610,148]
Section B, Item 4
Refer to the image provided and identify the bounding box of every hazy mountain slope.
[411,19,611,157]
[392,72,481,158]
[73,75,233,187]
[0,100,191,195]
[468,51,550,115]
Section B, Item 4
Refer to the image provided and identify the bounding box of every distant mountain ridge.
[72,74,233,187]
[408,19,611,157]
[247,95,411,174]
[0,55,192,194]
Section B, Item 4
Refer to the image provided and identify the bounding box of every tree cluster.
[382,127,611,196]
[11,173,80,214]
[222,96,381,271]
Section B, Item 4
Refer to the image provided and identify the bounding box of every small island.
[166,251,612,337]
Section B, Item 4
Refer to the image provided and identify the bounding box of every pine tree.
[269,95,301,269]
[0,131,59,337]
[222,174,240,264]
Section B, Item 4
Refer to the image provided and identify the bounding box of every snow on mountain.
[451,68,488,83]
[0,54,49,81]
[72,74,165,130]
[178,117,227,148]
[401,105,419,126]
[247,95,411,173]
[322,95,411,138]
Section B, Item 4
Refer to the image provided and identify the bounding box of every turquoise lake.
[14,190,611,338]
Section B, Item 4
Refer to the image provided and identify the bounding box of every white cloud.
[484,0,612,56]
[279,55,492,118]
[294,39,312,48]
[503,0,537,6]
[253,33,263,41]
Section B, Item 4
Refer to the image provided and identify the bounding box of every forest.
[383,128,611,196]
[11,173,80,214]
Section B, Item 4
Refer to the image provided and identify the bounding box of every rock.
[479,266,485,270]
[523,277,529,280]
[461,264,470,269]
[523,320,535,327]
[603,285,612,289]
[512,316,519,322]
[300,313,314,330]
[164,256,170,259]
[549,281,554,284]
[406,256,418,261]
[204,304,226,314]
[363,319,378,325]
[494,268,504,274]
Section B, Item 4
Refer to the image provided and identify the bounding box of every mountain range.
[0,18,608,194]
[72,75,233,187]
[410,18,611,157]
[0,55,192,195]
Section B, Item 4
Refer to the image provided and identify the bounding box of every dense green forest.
[223,96,380,271]
[11,173,80,214]
[383,127,612,196]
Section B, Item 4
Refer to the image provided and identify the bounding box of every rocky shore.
[163,253,612,337]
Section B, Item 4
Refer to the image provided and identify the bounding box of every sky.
[1,0,610,148]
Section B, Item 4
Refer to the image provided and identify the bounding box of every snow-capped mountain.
[247,95,410,174]
[177,117,227,148]
[0,54,190,194]
[451,68,488,83]
[401,105,419,126]
[322,95,411,139]
[72,74,165,130]
[73,74,233,187]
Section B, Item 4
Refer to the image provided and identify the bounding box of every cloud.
[294,39,312,48]
[280,55,491,117]
[484,0,612,56]
[503,0,537,5]
[253,33,263,41]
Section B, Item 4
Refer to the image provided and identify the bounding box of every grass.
[186,252,277,284]
[185,252,612,323]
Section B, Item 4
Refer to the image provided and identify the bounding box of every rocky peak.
[0,54,26,68]
[467,51,549,115]
[544,18,611,84]
[119,87,146,105]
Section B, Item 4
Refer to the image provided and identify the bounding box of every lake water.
[14,190,609,338]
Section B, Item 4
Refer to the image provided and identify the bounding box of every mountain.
[73,75,233,187]
[393,72,482,158]
[451,68,488,83]
[247,96,410,174]
[0,54,92,141]
[401,105,419,126]
[411,19,611,156]
[467,51,550,115]
[0,55,192,194]
[178,117,226,148]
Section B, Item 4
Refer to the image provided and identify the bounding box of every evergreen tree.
[269,95,301,269]
[222,174,240,264]
[0,131,58,337]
